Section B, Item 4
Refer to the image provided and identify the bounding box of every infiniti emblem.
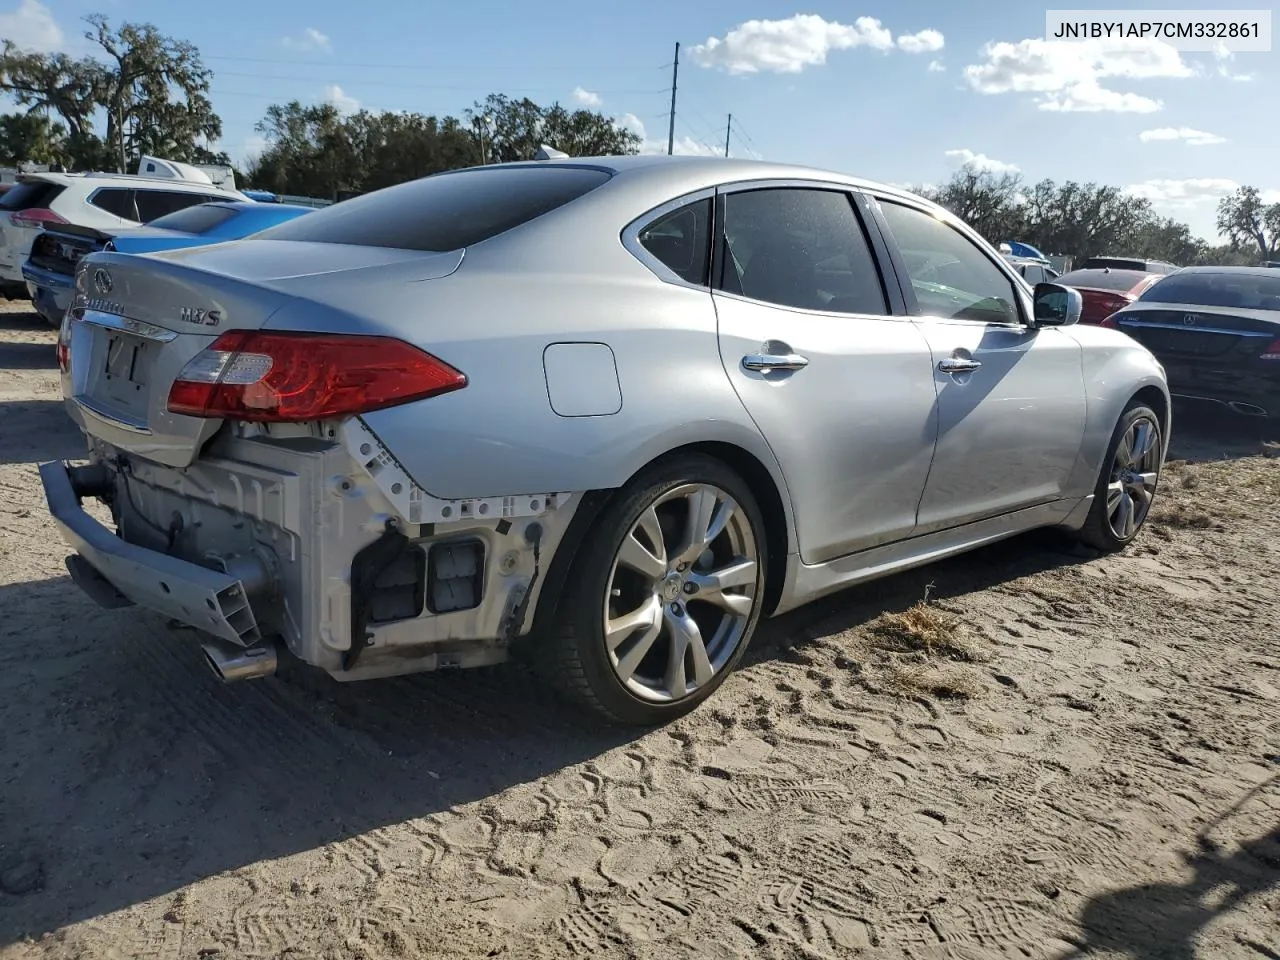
[92,268,112,296]
[1182,313,1197,326]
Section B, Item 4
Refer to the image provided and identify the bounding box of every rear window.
[146,203,238,234]
[1058,268,1150,291]
[0,180,65,211]
[1136,272,1280,310]
[1080,257,1146,271]
[260,166,613,251]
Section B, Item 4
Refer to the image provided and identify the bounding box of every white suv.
[0,171,246,298]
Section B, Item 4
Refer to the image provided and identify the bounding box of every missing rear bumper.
[39,459,266,646]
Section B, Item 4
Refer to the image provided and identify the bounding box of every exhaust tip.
[200,638,278,682]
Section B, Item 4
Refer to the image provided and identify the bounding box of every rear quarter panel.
[1063,322,1171,494]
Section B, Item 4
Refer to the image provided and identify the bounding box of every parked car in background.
[1102,266,1280,418]
[0,171,245,299]
[22,200,313,325]
[1005,255,1061,285]
[1056,266,1167,324]
[1078,256,1178,274]
[40,156,1170,726]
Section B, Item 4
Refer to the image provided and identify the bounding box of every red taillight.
[166,331,467,422]
[10,208,67,229]
[1262,337,1280,361]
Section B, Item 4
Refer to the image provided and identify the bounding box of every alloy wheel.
[602,483,759,703]
[1106,414,1161,540]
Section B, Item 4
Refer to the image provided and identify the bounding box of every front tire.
[1078,401,1163,552]
[548,453,767,726]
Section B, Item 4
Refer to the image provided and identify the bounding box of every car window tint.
[135,190,217,223]
[718,188,888,314]
[877,201,1020,324]
[638,198,712,286]
[261,167,612,251]
[89,188,137,220]
[146,203,238,234]
[1137,272,1280,309]
[0,181,65,211]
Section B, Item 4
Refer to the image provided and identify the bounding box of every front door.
[711,184,939,564]
[871,197,1087,533]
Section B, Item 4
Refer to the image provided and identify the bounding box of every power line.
[675,115,719,156]
[211,69,668,96]
[203,53,669,74]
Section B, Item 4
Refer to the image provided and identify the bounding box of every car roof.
[201,200,314,212]
[462,154,935,206]
[20,171,241,194]
[1163,265,1278,279]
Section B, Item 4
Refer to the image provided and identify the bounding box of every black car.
[1102,267,1280,417]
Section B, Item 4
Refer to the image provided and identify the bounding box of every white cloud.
[690,14,893,74]
[322,84,360,114]
[1138,127,1227,146]
[282,27,331,53]
[0,0,64,53]
[572,87,602,108]
[927,60,945,73]
[1123,177,1242,210]
[945,148,1020,174]
[897,29,944,54]
[619,113,722,157]
[963,37,1192,113]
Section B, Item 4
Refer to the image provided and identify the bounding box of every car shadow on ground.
[1170,401,1280,463]
[0,340,56,371]
[1054,779,1280,960]
[0,400,85,465]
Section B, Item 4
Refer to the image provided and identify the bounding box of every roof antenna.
[533,145,569,160]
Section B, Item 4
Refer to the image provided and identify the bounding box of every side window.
[135,190,212,222]
[89,189,137,220]
[638,197,711,286]
[877,201,1021,325]
[718,188,888,314]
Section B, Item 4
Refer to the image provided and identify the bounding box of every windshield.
[145,203,239,234]
[260,166,612,251]
[1136,272,1280,310]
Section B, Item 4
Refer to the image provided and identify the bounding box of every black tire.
[547,453,768,726]
[1077,401,1163,552]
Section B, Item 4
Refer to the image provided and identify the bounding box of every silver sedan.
[40,156,1170,725]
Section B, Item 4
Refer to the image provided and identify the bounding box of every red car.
[1055,267,1166,324]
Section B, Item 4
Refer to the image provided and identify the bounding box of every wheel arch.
[527,440,794,645]
[1131,384,1171,454]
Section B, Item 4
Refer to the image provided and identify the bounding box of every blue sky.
[2,0,1274,239]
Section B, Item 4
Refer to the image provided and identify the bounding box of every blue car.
[22,200,313,325]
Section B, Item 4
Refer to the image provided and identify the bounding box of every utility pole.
[666,42,679,156]
[724,114,732,157]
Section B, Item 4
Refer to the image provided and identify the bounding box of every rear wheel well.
[526,442,791,643]
[1131,386,1169,446]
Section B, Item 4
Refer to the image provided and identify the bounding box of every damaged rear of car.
[41,164,615,684]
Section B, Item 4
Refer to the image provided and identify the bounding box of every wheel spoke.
[606,594,662,652]
[614,610,664,683]
[675,487,735,565]
[1130,421,1155,466]
[1136,471,1158,492]
[1106,480,1125,513]
[664,605,711,696]
[688,558,757,617]
[1115,430,1134,471]
[616,516,666,581]
[1117,493,1135,538]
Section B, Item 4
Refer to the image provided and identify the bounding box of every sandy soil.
[0,300,1277,960]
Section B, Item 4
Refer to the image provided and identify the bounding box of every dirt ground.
[0,300,1276,960]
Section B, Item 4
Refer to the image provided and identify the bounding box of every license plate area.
[88,330,153,423]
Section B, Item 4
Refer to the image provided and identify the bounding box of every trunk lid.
[1111,304,1280,360]
[29,224,113,281]
[62,241,464,467]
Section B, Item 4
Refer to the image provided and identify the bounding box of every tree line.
[2,14,1278,265]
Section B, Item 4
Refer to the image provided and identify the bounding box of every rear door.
[710,181,938,564]
[868,194,1087,533]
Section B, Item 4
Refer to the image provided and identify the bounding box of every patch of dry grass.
[868,600,985,663]
[883,663,983,701]
[1151,502,1216,530]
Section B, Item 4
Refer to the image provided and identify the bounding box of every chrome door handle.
[742,353,809,372]
[937,357,981,373]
